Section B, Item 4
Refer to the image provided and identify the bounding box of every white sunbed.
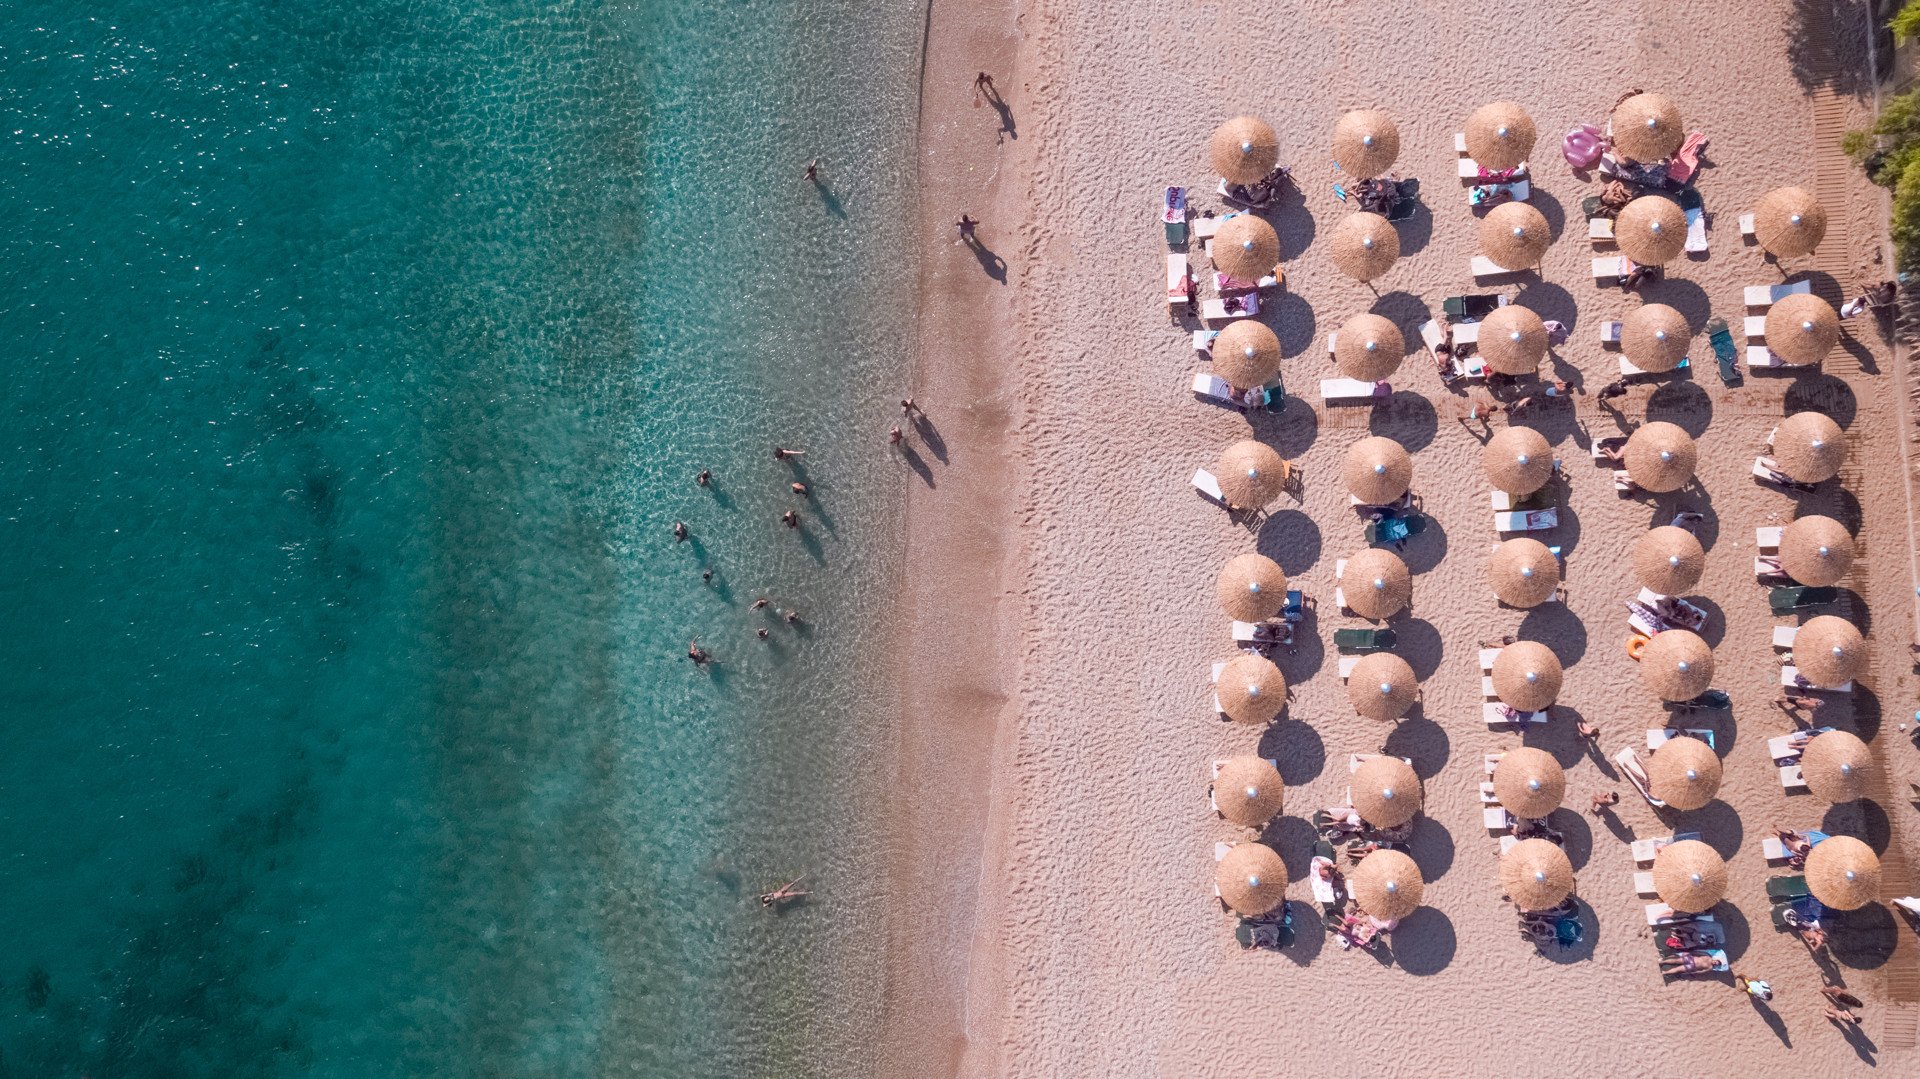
[1744,280,1811,307]
[1740,213,1756,239]
[1498,834,1520,854]
[1192,373,1236,404]
[1589,218,1616,243]
[1763,836,1789,862]
[1620,354,1689,377]
[1646,903,1718,926]
[1193,215,1226,242]
[1310,860,1339,904]
[1781,665,1853,693]
[1485,703,1548,727]
[1756,526,1782,551]
[1647,728,1715,751]
[1483,752,1504,776]
[1780,763,1808,790]
[1753,456,1811,489]
[1321,378,1389,405]
[1616,747,1667,808]
[1479,648,1502,673]
[1191,329,1218,358]
[1773,625,1798,650]
[1635,870,1658,897]
[1767,734,1803,763]
[1166,254,1191,309]
[1684,203,1707,254]
[1455,132,1469,154]
[1481,675,1498,699]
[1472,255,1526,279]
[1744,314,1768,338]
[1746,345,1787,369]
[1593,256,1628,282]
[1214,270,1278,293]
[1333,558,1348,611]
[1200,294,1260,324]
[1468,180,1530,206]
[1632,834,1693,865]
[1338,655,1361,680]
[1599,320,1623,344]
[1495,508,1557,532]
[1192,468,1226,506]
[1479,782,1499,804]
[1348,752,1411,773]
[1484,806,1512,831]
[1755,556,1788,581]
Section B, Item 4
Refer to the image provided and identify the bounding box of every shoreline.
[879,0,1033,1075]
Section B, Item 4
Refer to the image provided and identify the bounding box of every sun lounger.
[1767,875,1811,902]
[1682,191,1708,254]
[1333,558,1348,611]
[1755,526,1781,551]
[1744,315,1767,338]
[1498,834,1520,855]
[1192,373,1270,411]
[1472,255,1524,279]
[1592,256,1626,282]
[1599,320,1622,344]
[1745,280,1811,307]
[1647,728,1715,751]
[1200,294,1260,324]
[1193,214,1225,242]
[1484,806,1512,831]
[1621,354,1688,377]
[1479,781,1499,804]
[1481,675,1499,699]
[1320,378,1390,405]
[1337,655,1362,681]
[1333,628,1395,653]
[1166,254,1192,310]
[1494,508,1557,532]
[1746,345,1787,369]
[1779,763,1808,790]
[1310,862,1339,904]
[1740,213,1756,239]
[1468,180,1529,207]
[1484,753,1504,775]
[1767,734,1803,763]
[1231,620,1292,646]
[1781,665,1853,693]
[1763,837,1789,862]
[1617,747,1667,808]
[1706,317,1741,386]
[1757,557,1788,581]
[1485,703,1548,727]
[1163,186,1188,245]
[1772,625,1797,650]
[1479,648,1502,673]
[1589,217,1616,243]
[1769,585,1837,613]
[1191,329,1218,358]
[1192,468,1226,506]
[1635,870,1658,897]
[1646,903,1711,926]
[1443,293,1509,320]
[1213,270,1278,295]
[1632,833,1700,864]
[1636,589,1707,627]
[1753,456,1813,490]
[1660,949,1730,976]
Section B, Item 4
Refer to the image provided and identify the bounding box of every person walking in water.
[673,521,689,542]
[782,509,799,529]
[790,482,809,497]
[803,158,819,183]
[687,639,710,665]
[696,469,711,487]
[888,425,904,445]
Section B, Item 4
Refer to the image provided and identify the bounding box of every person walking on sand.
[901,397,918,416]
[1576,720,1601,741]
[1733,974,1773,1001]
[1590,790,1619,815]
[1822,985,1865,1010]
[1596,378,1629,402]
[773,446,805,461]
[956,214,978,241]
[972,71,997,106]
[804,158,819,184]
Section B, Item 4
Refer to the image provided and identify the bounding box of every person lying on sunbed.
[1511,816,1565,845]
[1595,437,1626,462]
[1663,925,1714,951]
[1659,951,1720,975]
[1756,555,1785,575]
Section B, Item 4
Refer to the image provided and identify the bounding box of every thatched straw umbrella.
[1341,548,1411,620]
[1493,746,1566,818]
[1211,320,1282,390]
[1621,303,1690,372]
[1780,514,1854,586]
[1215,440,1289,510]
[1773,411,1845,483]
[1332,110,1400,178]
[1802,730,1872,803]
[1215,553,1289,622]
[1639,629,1713,702]
[1343,436,1413,505]
[1648,735,1721,810]
[1481,425,1553,496]
[1329,212,1399,282]
[1501,837,1574,911]
[1615,197,1688,265]
[1335,313,1405,380]
[1348,848,1423,919]
[1213,214,1281,282]
[1489,538,1560,609]
[1491,640,1563,712]
[1764,293,1840,367]
[1795,615,1865,689]
[1346,652,1419,722]
[1632,526,1706,595]
[1754,186,1827,259]
[1652,840,1727,912]
[1214,755,1285,829]
[1479,201,1552,271]
[1210,116,1281,184]
[1351,756,1422,828]
[1806,835,1880,911]
[1216,842,1288,916]
[1623,421,1697,493]
[1611,92,1683,162]
[1477,304,1549,376]
[1466,101,1537,171]
[1216,652,1287,725]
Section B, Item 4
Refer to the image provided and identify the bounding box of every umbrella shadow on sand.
[1380,906,1456,974]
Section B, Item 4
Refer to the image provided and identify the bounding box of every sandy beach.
[889,0,1920,1075]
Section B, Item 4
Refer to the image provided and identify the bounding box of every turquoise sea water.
[0,3,921,1075]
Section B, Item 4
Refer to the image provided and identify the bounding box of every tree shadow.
[1384,715,1450,778]
[1371,391,1438,450]
[1386,616,1444,680]
[1644,381,1714,437]
[1518,603,1588,665]
[1256,509,1323,576]
[1258,718,1326,787]
[1384,906,1456,974]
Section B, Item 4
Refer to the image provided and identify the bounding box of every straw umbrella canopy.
[1501,838,1574,911]
[1335,313,1405,380]
[1212,319,1283,390]
[1647,735,1721,810]
[1209,116,1280,185]
[1493,746,1566,818]
[1489,538,1560,609]
[1216,652,1287,725]
[1754,186,1827,259]
[1466,101,1537,171]
[1477,304,1549,376]
[1780,514,1854,586]
[1621,303,1691,372]
[1329,212,1399,282]
[1491,641,1563,712]
[1801,730,1872,803]
[1331,109,1400,178]
[1215,553,1289,622]
[1351,756,1422,829]
[1215,440,1289,510]
[1611,92,1684,162]
[1615,197,1688,265]
[1631,526,1706,595]
[1623,421,1697,493]
[1348,848,1423,919]
[1478,201,1552,271]
[1481,425,1553,496]
[1639,629,1713,702]
[1346,652,1419,722]
[1214,755,1285,829]
[1806,835,1880,910]
[1216,842,1288,916]
[1794,615,1865,689]
[1773,411,1846,483]
[1341,548,1411,620]
[1343,436,1413,505]
[1213,214,1281,283]
[1652,840,1727,912]
[1764,293,1840,367]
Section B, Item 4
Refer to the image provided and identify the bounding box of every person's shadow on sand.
[963,235,1008,283]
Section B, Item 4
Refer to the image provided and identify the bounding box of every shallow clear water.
[0,2,920,1074]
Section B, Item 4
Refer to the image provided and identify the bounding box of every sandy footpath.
[893,1,1920,1077]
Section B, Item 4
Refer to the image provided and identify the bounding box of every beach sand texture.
[907,0,1920,1075]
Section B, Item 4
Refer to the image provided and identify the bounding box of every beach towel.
[1666,132,1707,184]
